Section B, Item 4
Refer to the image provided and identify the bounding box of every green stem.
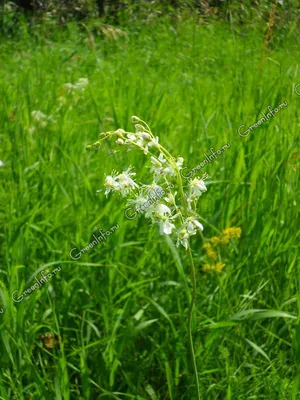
[158,144,201,398]
[187,246,201,400]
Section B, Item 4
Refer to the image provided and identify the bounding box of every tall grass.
[0,13,299,399]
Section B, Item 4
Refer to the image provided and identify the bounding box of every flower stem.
[160,146,201,398]
[187,246,201,400]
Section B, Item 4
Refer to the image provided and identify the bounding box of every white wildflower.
[0,160,4,167]
[186,217,204,233]
[159,220,176,235]
[176,228,190,249]
[104,174,119,196]
[189,178,207,197]
[63,78,89,94]
[75,78,89,92]
[176,157,184,169]
[127,133,137,142]
[92,116,209,251]
[31,110,47,122]
[116,168,138,197]
[154,203,172,218]
[150,153,168,175]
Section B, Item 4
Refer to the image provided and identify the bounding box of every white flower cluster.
[114,124,159,155]
[29,110,56,133]
[58,78,89,108]
[104,168,138,197]
[29,78,89,131]
[95,116,208,250]
[63,78,89,94]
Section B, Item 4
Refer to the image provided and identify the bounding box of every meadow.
[0,9,299,399]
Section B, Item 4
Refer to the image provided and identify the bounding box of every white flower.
[0,160,4,167]
[31,110,47,122]
[116,169,138,197]
[127,133,137,142]
[176,228,190,249]
[104,174,119,196]
[126,130,153,154]
[116,138,125,145]
[176,157,184,169]
[63,78,89,94]
[104,168,138,197]
[159,220,176,235]
[189,178,207,197]
[150,153,171,175]
[186,217,204,234]
[75,78,89,92]
[153,203,172,218]
[145,201,171,219]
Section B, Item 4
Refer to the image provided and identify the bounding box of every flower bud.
[135,124,145,133]
[115,129,125,136]
[131,116,140,124]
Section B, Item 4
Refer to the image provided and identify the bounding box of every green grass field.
[0,13,299,399]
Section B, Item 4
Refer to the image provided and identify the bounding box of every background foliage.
[0,1,299,399]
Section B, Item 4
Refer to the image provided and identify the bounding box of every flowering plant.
[87,116,208,399]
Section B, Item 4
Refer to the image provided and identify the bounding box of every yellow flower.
[210,236,221,246]
[222,227,241,239]
[214,262,226,272]
[219,235,230,245]
[202,262,226,273]
[202,264,214,272]
[203,243,217,261]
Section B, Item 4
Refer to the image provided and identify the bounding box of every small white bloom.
[116,169,138,197]
[0,160,4,167]
[153,203,172,218]
[176,228,190,249]
[150,153,176,176]
[186,217,204,234]
[189,178,207,197]
[127,133,137,142]
[104,175,119,196]
[159,220,176,235]
[75,78,89,92]
[176,157,184,169]
[31,110,47,122]
[63,78,88,94]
